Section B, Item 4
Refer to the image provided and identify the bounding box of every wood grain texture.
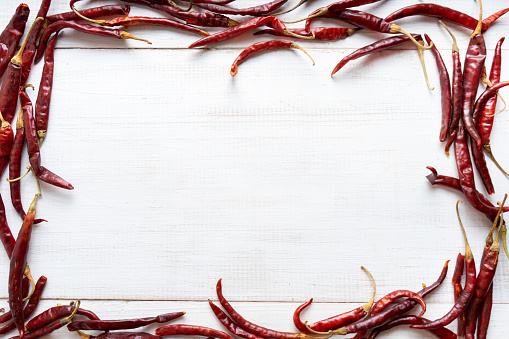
[1,0,509,338]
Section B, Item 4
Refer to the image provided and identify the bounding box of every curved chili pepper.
[0,4,29,78]
[8,192,40,337]
[77,332,160,339]
[121,0,239,27]
[0,193,15,258]
[0,275,47,335]
[352,260,449,338]
[411,202,476,330]
[26,305,99,332]
[367,315,458,339]
[0,277,29,325]
[483,8,509,30]
[193,0,288,16]
[254,27,356,41]
[0,110,14,178]
[470,134,494,195]
[294,266,375,333]
[68,312,185,331]
[370,290,426,317]
[216,279,316,339]
[231,40,314,76]
[424,34,451,142]
[11,301,80,339]
[102,17,209,36]
[46,5,131,23]
[20,0,52,85]
[35,20,151,64]
[209,300,265,339]
[476,284,493,339]
[189,16,313,48]
[155,324,233,339]
[35,33,57,145]
[331,34,422,76]
[9,111,28,222]
[20,86,74,190]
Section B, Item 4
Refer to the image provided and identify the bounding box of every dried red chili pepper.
[9,110,29,222]
[8,190,40,337]
[411,201,476,330]
[77,332,160,339]
[68,312,185,331]
[121,0,239,27]
[189,16,314,48]
[293,266,375,334]
[193,0,288,16]
[0,275,47,335]
[461,3,485,147]
[295,0,384,26]
[0,110,14,178]
[470,134,494,195]
[20,86,74,190]
[26,304,99,332]
[101,17,209,36]
[216,279,317,339]
[440,21,463,155]
[155,324,233,339]
[0,193,15,258]
[331,34,422,76]
[231,40,314,76]
[0,4,29,78]
[367,315,458,339]
[254,27,356,41]
[452,252,465,337]
[46,5,131,23]
[35,33,57,145]
[209,300,265,339]
[11,301,80,339]
[35,20,151,64]
[476,284,493,339]
[351,260,449,338]
[482,8,509,30]
[369,290,426,318]
[424,34,451,142]
[20,0,52,85]
[463,209,502,339]
[272,0,311,15]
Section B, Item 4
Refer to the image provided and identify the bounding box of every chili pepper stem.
[291,43,315,65]
[500,223,509,260]
[483,145,509,176]
[417,40,434,90]
[456,201,473,259]
[7,168,31,183]
[283,8,328,24]
[486,195,507,246]
[284,30,316,40]
[77,330,91,339]
[61,300,80,325]
[481,76,507,117]
[28,166,42,198]
[438,20,459,52]
[273,0,308,16]
[119,31,152,44]
[11,18,44,66]
[471,0,483,39]
[38,131,46,146]
[360,266,376,313]
[71,2,107,26]
[22,265,36,301]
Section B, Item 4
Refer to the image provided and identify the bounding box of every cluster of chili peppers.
[2,0,509,338]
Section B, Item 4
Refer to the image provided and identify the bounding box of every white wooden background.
[1,0,509,338]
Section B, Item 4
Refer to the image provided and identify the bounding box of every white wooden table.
[1,0,509,338]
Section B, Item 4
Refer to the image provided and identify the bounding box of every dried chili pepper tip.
[155,324,233,339]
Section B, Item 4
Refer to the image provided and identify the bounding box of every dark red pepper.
[193,0,288,16]
[67,312,185,331]
[254,27,356,41]
[26,304,99,332]
[155,324,233,339]
[0,4,29,78]
[367,315,458,339]
[46,5,131,23]
[209,300,265,339]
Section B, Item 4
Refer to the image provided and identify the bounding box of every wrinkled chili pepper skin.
[20,0,52,85]
[103,17,209,36]
[8,195,38,337]
[0,64,22,124]
[327,9,392,33]
[480,37,504,146]
[0,117,14,180]
[0,4,29,79]
[332,34,421,75]
[452,253,465,336]
[470,135,494,195]
[35,33,57,143]
[424,34,451,142]
[9,113,27,223]
[189,17,287,48]
[0,275,47,335]
[155,324,233,339]
[368,315,458,339]
[254,27,352,41]
[67,312,185,331]
[26,306,99,332]
[194,0,288,16]
[0,193,15,258]
[385,4,487,33]
[411,255,476,330]
[445,46,464,154]
[464,249,498,339]
[46,5,131,23]
[370,290,426,316]
[462,34,486,147]
[209,300,265,339]
[476,284,493,339]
